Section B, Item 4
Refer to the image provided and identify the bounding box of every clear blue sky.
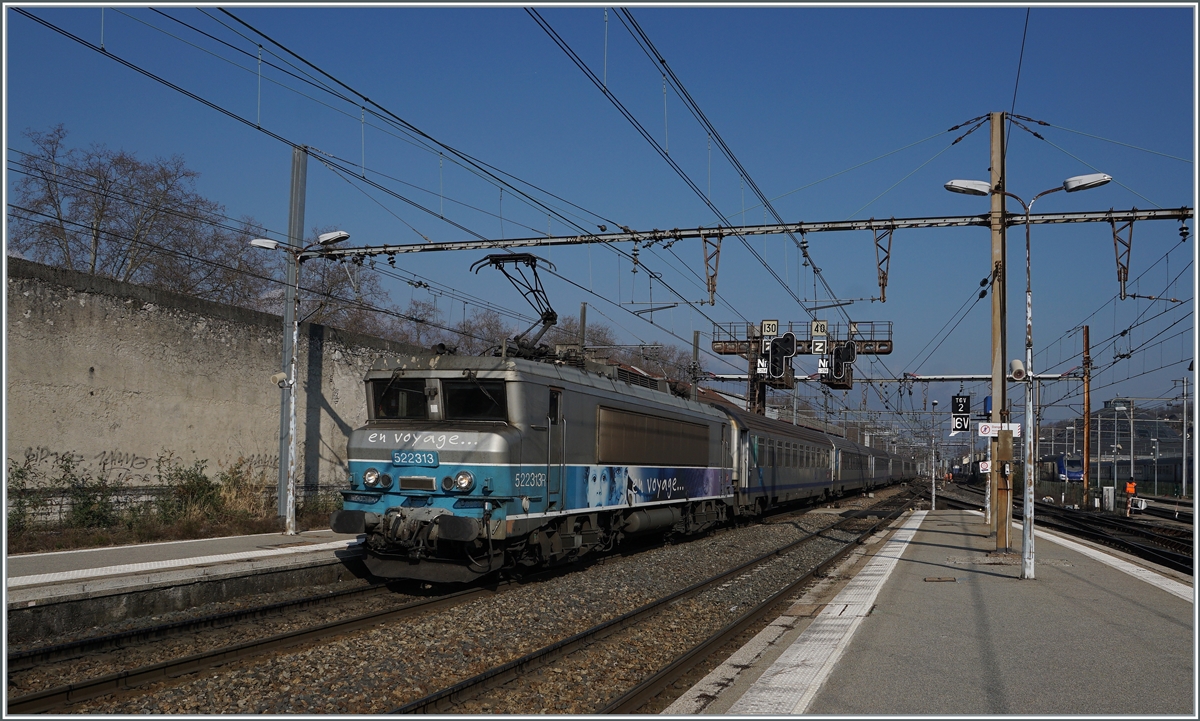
[5,4,1196,438]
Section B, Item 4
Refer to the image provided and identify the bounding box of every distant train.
[1039,453,1084,482]
[330,353,918,583]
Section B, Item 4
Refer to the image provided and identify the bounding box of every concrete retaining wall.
[5,257,424,504]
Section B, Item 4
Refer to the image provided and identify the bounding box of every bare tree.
[7,126,413,339]
[8,125,277,305]
[452,308,513,356]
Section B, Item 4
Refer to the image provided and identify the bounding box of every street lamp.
[945,172,1112,580]
[251,230,350,534]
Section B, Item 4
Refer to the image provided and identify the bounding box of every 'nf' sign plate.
[978,423,1022,437]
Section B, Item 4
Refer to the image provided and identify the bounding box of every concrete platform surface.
[5,530,363,607]
[670,509,1195,716]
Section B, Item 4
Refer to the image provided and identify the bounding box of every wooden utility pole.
[1082,325,1091,506]
[988,111,1011,549]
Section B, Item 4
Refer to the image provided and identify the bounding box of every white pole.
[1021,202,1036,580]
[1129,402,1135,489]
[285,258,300,536]
[931,417,937,511]
[1183,377,1189,499]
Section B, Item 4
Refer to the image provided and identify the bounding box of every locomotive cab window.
[443,379,508,421]
[371,378,428,420]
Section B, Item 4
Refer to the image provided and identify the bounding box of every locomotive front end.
[331,357,518,583]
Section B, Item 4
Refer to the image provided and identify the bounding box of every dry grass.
[6,454,341,554]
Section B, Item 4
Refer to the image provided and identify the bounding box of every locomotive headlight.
[378,473,394,489]
[363,468,381,488]
[453,470,475,492]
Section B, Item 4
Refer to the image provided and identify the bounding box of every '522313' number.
[392,450,439,467]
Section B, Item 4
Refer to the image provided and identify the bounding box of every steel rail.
[5,585,499,715]
[1142,505,1194,524]
[390,489,920,714]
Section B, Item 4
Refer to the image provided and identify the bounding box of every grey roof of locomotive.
[364,353,729,423]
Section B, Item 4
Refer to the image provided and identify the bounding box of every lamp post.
[1110,443,1122,488]
[251,230,350,534]
[945,172,1111,580]
[1115,401,1134,488]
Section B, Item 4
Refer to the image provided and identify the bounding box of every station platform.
[6,529,364,608]
[667,508,1195,716]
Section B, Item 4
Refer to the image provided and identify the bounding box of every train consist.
[330,352,918,583]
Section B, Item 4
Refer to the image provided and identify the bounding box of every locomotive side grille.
[399,476,436,491]
[598,406,709,466]
[615,367,666,391]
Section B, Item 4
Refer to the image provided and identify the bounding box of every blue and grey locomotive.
[329,351,913,583]
[330,353,734,582]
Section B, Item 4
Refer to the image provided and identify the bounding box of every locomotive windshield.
[372,379,428,419]
[1065,457,1083,470]
[443,380,507,421]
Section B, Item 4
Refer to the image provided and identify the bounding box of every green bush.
[61,455,121,529]
[7,457,37,534]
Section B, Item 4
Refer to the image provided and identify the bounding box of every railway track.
[937,484,1193,575]
[4,503,757,712]
[5,584,497,714]
[1142,504,1194,525]
[12,486,913,714]
[390,488,920,714]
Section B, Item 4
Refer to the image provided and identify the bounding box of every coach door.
[547,389,564,510]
